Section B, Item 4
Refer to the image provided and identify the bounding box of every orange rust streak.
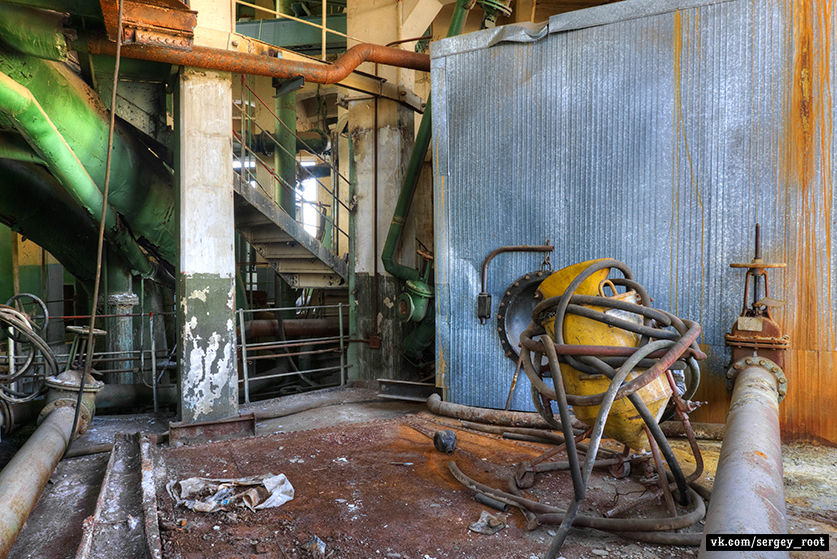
[780,350,837,446]
[782,0,834,352]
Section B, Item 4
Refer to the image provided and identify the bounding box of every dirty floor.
[4,388,836,559]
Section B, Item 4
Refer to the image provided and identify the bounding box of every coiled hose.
[0,304,58,402]
[517,259,706,556]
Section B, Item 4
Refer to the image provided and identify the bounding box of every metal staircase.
[233,176,348,290]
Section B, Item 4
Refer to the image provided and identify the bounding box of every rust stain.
[671,11,706,332]
[781,0,834,352]
[780,349,837,446]
[754,450,768,459]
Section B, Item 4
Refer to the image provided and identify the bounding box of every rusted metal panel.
[169,413,257,446]
[99,0,197,49]
[432,0,837,444]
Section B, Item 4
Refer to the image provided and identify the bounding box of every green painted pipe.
[0,50,177,263]
[0,4,68,61]
[380,0,470,281]
[0,71,166,283]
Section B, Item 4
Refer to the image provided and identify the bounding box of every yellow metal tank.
[536,259,671,451]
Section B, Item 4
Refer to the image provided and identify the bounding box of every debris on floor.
[468,510,507,535]
[166,474,294,512]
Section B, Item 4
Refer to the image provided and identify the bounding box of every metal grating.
[432,0,837,443]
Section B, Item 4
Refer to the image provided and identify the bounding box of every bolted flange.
[726,356,787,402]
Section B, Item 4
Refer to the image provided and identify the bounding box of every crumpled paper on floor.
[468,509,506,535]
[166,474,294,513]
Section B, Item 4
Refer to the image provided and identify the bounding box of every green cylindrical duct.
[0,49,176,263]
[0,70,166,282]
[0,159,99,287]
[0,4,68,61]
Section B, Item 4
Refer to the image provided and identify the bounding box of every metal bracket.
[726,356,787,401]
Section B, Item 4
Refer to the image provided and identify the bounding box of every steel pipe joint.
[726,356,787,401]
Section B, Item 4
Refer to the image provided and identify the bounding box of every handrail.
[241,77,351,189]
[236,0,363,43]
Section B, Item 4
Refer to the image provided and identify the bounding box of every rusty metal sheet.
[99,0,196,49]
[168,413,257,446]
[431,0,837,445]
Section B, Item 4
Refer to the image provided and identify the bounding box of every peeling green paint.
[178,273,238,423]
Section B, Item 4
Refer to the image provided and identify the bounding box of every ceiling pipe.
[0,71,172,286]
[76,36,430,84]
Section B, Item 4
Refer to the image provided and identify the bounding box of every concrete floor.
[3,388,836,559]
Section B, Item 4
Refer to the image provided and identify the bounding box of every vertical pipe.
[380,0,469,281]
[271,0,298,316]
[321,0,327,61]
[11,231,19,295]
[0,406,76,558]
[699,365,787,559]
[239,308,250,404]
[150,313,157,413]
[338,302,345,385]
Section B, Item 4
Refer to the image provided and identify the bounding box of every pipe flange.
[39,369,104,437]
[497,270,548,363]
[726,356,787,402]
[39,398,93,435]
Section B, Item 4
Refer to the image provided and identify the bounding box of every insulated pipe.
[95,383,178,410]
[0,3,68,61]
[699,365,787,559]
[0,72,170,285]
[77,37,430,84]
[0,406,76,558]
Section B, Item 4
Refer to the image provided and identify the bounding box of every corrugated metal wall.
[432,0,836,444]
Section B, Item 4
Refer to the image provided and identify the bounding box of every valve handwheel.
[4,293,50,343]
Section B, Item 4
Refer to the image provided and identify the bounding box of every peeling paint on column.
[178,273,238,423]
[177,66,236,423]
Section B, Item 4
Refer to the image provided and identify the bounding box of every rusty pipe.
[243,317,348,339]
[76,37,430,84]
[699,365,787,559]
[428,393,566,429]
[0,406,76,558]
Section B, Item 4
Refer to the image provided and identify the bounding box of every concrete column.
[175,65,238,422]
[347,0,437,382]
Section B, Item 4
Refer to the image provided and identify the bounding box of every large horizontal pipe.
[699,365,787,559]
[0,398,46,436]
[77,37,430,84]
[0,406,76,558]
[244,317,348,339]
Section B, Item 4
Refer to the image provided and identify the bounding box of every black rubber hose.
[543,338,674,559]
[577,353,690,506]
[449,462,706,533]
